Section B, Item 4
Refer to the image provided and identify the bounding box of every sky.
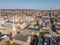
[0,0,60,10]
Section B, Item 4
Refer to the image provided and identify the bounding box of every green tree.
[5,41,10,45]
[38,32,44,39]
[11,43,16,45]
[34,21,40,27]
[57,41,60,45]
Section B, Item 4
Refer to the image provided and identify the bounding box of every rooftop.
[14,33,29,42]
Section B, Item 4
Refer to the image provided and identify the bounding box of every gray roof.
[14,33,29,42]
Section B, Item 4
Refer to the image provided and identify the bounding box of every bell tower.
[12,16,17,38]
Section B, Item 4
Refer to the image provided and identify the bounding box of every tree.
[11,43,16,45]
[34,21,40,27]
[58,41,60,45]
[30,35,38,45]
[38,32,44,39]
[5,41,10,45]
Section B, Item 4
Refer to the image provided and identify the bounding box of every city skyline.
[0,0,60,10]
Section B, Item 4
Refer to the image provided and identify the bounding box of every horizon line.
[0,8,60,10]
